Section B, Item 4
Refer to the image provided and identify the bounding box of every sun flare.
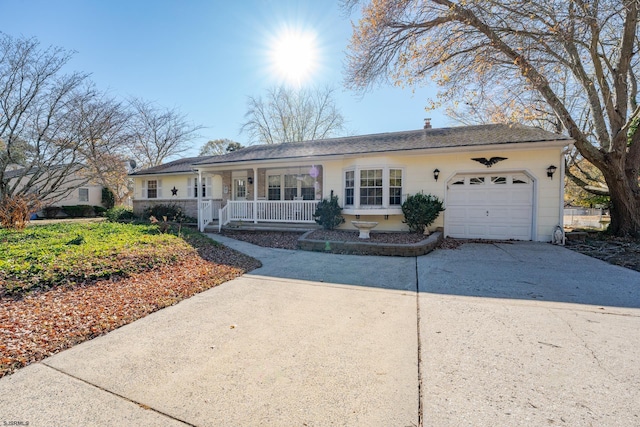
[270,28,318,87]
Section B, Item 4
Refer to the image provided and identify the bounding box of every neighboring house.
[130,124,572,242]
[4,165,103,211]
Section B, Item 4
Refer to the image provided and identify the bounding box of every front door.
[233,178,247,201]
[231,177,249,219]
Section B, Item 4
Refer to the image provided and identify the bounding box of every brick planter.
[297,231,443,257]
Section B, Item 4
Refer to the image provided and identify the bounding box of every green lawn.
[0,222,202,295]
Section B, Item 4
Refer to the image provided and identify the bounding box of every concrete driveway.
[418,242,640,426]
[0,237,638,426]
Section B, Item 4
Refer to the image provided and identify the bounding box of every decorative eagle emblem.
[471,157,508,167]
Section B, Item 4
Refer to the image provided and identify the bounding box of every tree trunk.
[602,168,640,237]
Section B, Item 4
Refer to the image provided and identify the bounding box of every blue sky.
[1,0,447,157]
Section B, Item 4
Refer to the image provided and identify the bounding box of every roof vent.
[424,118,432,129]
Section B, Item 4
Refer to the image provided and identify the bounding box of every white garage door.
[446,173,533,240]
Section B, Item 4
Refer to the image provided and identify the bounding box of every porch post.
[253,167,258,224]
[197,169,203,231]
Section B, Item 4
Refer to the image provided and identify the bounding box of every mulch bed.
[0,245,260,378]
[221,229,430,250]
[221,230,305,249]
[306,229,429,244]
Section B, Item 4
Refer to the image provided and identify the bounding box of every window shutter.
[187,178,193,198]
[157,179,163,198]
[141,180,147,198]
[205,177,212,198]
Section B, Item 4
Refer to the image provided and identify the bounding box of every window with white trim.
[147,180,158,198]
[268,173,315,200]
[284,175,298,200]
[360,169,383,206]
[299,175,315,200]
[141,179,162,199]
[78,188,89,202]
[345,171,355,205]
[389,169,403,206]
[268,175,281,200]
[188,177,212,198]
[195,177,206,197]
[344,167,403,208]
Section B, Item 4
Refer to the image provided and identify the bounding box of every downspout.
[253,167,258,224]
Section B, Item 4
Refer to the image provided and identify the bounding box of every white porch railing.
[204,200,319,232]
[228,200,318,223]
[246,200,318,223]
[218,204,229,232]
[198,199,222,231]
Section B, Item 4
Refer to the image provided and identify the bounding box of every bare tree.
[73,90,133,204]
[0,33,93,208]
[128,98,203,168]
[241,86,346,144]
[344,0,640,237]
[446,71,606,203]
[199,138,244,156]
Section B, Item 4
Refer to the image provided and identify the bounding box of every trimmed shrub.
[93,205,108,216]
[313,192,345,230]
[143,203,187,223]
[62,205,95,218]
[401,193,445,234]
[106,206,136,222]
[101,187,116,209]
[42,205,61,219]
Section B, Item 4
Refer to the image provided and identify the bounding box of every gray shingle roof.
[194,124,571,166]
[129,155,214,176]
[128,124,571,176]
[4,163,84,179]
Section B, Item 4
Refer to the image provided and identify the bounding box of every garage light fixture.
[248,176,253,185]
[433,168,440,181]
[547,165,557,179]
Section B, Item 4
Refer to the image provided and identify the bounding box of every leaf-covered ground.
[0,223,260,377]
[565,233,640,273]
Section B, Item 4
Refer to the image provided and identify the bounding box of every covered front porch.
[197,163,324,232]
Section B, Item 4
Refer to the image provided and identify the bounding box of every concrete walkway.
[0,236,639,426]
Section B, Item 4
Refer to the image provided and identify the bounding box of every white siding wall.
[56,185,103,206]
[319,146,564,241]
[133,174,222,201]
[153,145,565,242]
[132,174,223,217]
